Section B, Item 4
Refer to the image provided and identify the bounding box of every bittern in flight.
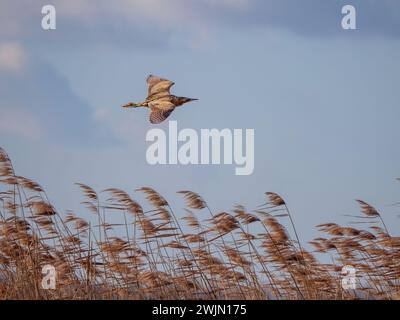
[122,75,198,124]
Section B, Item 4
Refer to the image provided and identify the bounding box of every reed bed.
[0,147,399,300]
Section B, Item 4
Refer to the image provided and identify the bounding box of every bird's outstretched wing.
[149,100,175,124]
[147,74,175,97]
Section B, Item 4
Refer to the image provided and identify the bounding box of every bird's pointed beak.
[189,98,198,102]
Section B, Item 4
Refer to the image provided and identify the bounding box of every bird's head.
[176,97,198,106]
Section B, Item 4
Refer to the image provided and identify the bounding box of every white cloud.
[203,0,251,9]
[0,109,45,140]
[0,0,250,40]
[56,0,251,31]
[57,0,196,28]
[0,42,26,72]
[93,107,147,142]
[1,0,399,45]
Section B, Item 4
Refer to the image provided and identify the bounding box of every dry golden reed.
[0,147,399,300]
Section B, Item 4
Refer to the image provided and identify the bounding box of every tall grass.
[0,147,399,300]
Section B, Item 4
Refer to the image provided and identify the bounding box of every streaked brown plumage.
[122,75,198,124]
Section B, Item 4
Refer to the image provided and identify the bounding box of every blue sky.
[1,0,399,244]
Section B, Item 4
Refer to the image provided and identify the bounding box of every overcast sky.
[1,0,399,244]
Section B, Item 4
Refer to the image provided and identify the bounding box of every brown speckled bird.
[122,75,198,124]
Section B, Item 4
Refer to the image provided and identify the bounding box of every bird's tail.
[122,102,143,108]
